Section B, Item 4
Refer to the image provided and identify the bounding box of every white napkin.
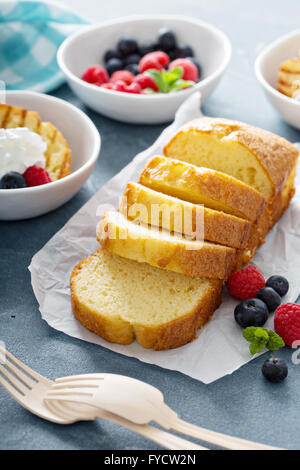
[29,92,300,384]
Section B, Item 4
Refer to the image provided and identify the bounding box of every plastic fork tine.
[55,374,104,383]
[2,356,36,389]
[0,345,50,385]
[51,381,99,390]
[0,364,29,394]
[0,374,24,399]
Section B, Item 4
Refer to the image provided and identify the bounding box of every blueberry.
[106,58,123,76]
[266,275,289,297]
[117,37,138,57]
[257,287,281,312]
[125,63,139,75]
[177,44,194,58]
[168,48,180,61]
[124,53,141,66]
[262,357,288,383]
[186,57,202,78]
[157,28,177,51]
[0,172,26,189]
[139,42,158,56]
[234,298,269,328]
[104,49,122,63]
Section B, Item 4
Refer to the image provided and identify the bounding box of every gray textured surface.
[1,0,300,450]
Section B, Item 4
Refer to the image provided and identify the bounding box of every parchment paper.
[29,92,300,384]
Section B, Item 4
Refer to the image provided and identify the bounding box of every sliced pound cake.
[70,249,223,350]
[97,211,240,280]
[120,182,251,249]
[0,104,71,181]
[139,156,266,222]
[163,117,298,227]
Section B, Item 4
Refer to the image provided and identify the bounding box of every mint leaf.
[267,330,285,351]
[169,79,195,92]
[243,327,285,355]
[144,69,166,92]
[143,88,156,94]
[162,67,183,86]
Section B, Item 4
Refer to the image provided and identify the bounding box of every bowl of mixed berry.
[58,16,231,124]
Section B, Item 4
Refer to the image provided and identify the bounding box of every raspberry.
[168,58,198,81]
[81,65,109,85]
[23,165,52,187]
[125,82,142,94]
[112,80,127,92]
[99,83,114,89]
[110,70,134,85]
[227,265,266,300]
[139,51,169,73]
[274,303,300,346]
[134,74,159,91]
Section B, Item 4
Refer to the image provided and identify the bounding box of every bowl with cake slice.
[0,91,101,220]
[255,30,300,129]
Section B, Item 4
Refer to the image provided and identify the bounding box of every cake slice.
[139,156,266,222]
[0,104,71,181]
[163,117,298,226]
[97,211,240,280]
[70,249,223,350]
[120,182,252,249]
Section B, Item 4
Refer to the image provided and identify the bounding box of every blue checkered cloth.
[0,1,89,92]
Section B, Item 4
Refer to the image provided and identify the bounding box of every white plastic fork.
[45,373,283,451]
[0,345,205,450]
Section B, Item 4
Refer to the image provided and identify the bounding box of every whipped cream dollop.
[0,127,47,178]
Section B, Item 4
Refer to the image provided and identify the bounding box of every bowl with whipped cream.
[0,91,101,220]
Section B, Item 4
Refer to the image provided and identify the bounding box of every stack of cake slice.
[70,118,298,350]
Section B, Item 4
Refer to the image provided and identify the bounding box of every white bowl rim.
[255,29,300,108]
[0,90,101,194]
[57,14,232,100]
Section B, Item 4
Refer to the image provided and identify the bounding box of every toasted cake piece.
[70,249,223,350]
[0,104,71,181]
[97,211,240,280]
[120,182,251,249]
[139,156,266,222]
[163,117,298,204]
[278,57,300,98]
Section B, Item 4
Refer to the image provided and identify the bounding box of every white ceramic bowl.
[255,30,300,130]
[57,15,232,124]
[0,91,101,221]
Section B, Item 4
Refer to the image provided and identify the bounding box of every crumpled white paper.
[29,92,300,384]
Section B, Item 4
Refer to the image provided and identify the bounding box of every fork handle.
[172,418,283,451]
[96,409,207,451]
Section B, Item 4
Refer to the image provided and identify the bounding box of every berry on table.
[274,303,300,346]
[125,64,139,75]
[106,58,123,76]
[81,65,109,84]
[266,275,289,297]
[157,28,177,51]
[227,265,266,300]
[262,357,288,383]
[124,54,141,66]
[117,37,138,57]
[134,74,159,91]
[0,172,26,189]
[257,287,281,312]
[168,58,199,81]
[23,166,52,187]
[110,70,135,85]
[104,49,122,63]
[234,298,269,328]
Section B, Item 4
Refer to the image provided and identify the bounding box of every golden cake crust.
[70,249,223,350]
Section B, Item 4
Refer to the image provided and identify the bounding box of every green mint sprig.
[145,67,195,93]
[243,327,285,355]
